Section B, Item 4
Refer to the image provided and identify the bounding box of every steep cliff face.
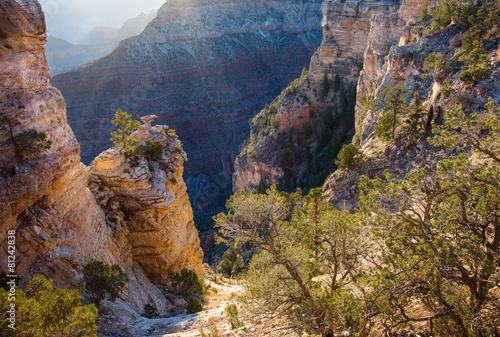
[233,0,395,193]
[89,121,204,280]
[0,0,202,321]
[51,0,324,222]
[324,0,500,208]
[309,0,398,83]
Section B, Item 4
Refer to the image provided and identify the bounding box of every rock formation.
[324,0,500,208]
[233,0,395,193]
[89,118,203,279]
[50,0,324,222]
[0,0,202,322]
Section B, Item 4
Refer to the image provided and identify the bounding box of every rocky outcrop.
[324,0,500,207]
[51,0,324,222]
[233,0,395,193]
[0,0,202,322]
[308,0,396,83]
[89,119,203,279]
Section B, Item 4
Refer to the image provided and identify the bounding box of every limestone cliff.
[324,0,500,208]
[0,0,202,323]
[50,0,324,223]
[89,118,203,280]
[233,0,395,193]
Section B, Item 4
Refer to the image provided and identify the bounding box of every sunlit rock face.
[51,0,324,223]
[89,121,204,280]
[233,0,395,193]
[0,0,202,319]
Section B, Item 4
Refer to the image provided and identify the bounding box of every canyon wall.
[324,0,500,208]
[0,0,202,321]
[233,0,396,193]
[50,0,324,222]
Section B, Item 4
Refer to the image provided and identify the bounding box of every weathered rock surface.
[89,123,204,279]
[324,0,500,207]
[309,0,395,83]
[51,0,324,222]
[233,0,395,192]
[0,0,202,322]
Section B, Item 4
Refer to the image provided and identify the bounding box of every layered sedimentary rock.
[324,0,500,207]
[0,0,202,319]
[308,0,396,83]
[51,0,324,222]
[233,0,395,192]
[89,120,203,279]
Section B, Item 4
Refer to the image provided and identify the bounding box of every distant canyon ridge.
[51,0,324,223]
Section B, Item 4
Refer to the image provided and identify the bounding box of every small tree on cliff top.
[110,109,140,157]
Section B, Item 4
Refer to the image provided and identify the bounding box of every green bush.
[430,0,452,32]
[13,129,52,161]
[218,246,245,278]
[170,268,205,299]
[142,303,160,319]
[83,259,128,306]
[224,303,243,330]
[110,109,140,159]
[0,275,98,337]
[459,47,491,86]
[335,143,365,170]
[319,72,330,99]
[136,140,163,161]
[186,299,203,314]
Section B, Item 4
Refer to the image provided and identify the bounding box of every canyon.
[50,0,324,222]
[0,0,202,323]
[46,10,158,75]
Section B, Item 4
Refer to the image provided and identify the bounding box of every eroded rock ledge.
[89,119,203,281]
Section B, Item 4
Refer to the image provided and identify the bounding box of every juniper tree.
[374,84,407,141]
[359,100,500,335]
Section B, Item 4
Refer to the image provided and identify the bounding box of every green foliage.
[301,68,308,78]
[401,89,426,144]
[12,129,52,161]
[110,109,140,158]
[424,52,449,81]
[430,0,452,32]
[142,303,159,319]
[83,259,128,306]
[136,140,163,161]
[0,275,98,337]
[319,72,330,99]
[224,303,243,329]
[186,299,203,314]
[459,47,492,86]
[359,100,500,335]
[374,84,407,141]
[218,246,245,278]
[215,187,366,335]
[418,0,429,23]
[170,268,205,300]
[335,143,365,170]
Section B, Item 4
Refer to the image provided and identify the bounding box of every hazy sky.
[39,0,166,44]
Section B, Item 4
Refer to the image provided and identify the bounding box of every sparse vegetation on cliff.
[12,129,52,161]
[110,109,140,158]
[217,98,500,336]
